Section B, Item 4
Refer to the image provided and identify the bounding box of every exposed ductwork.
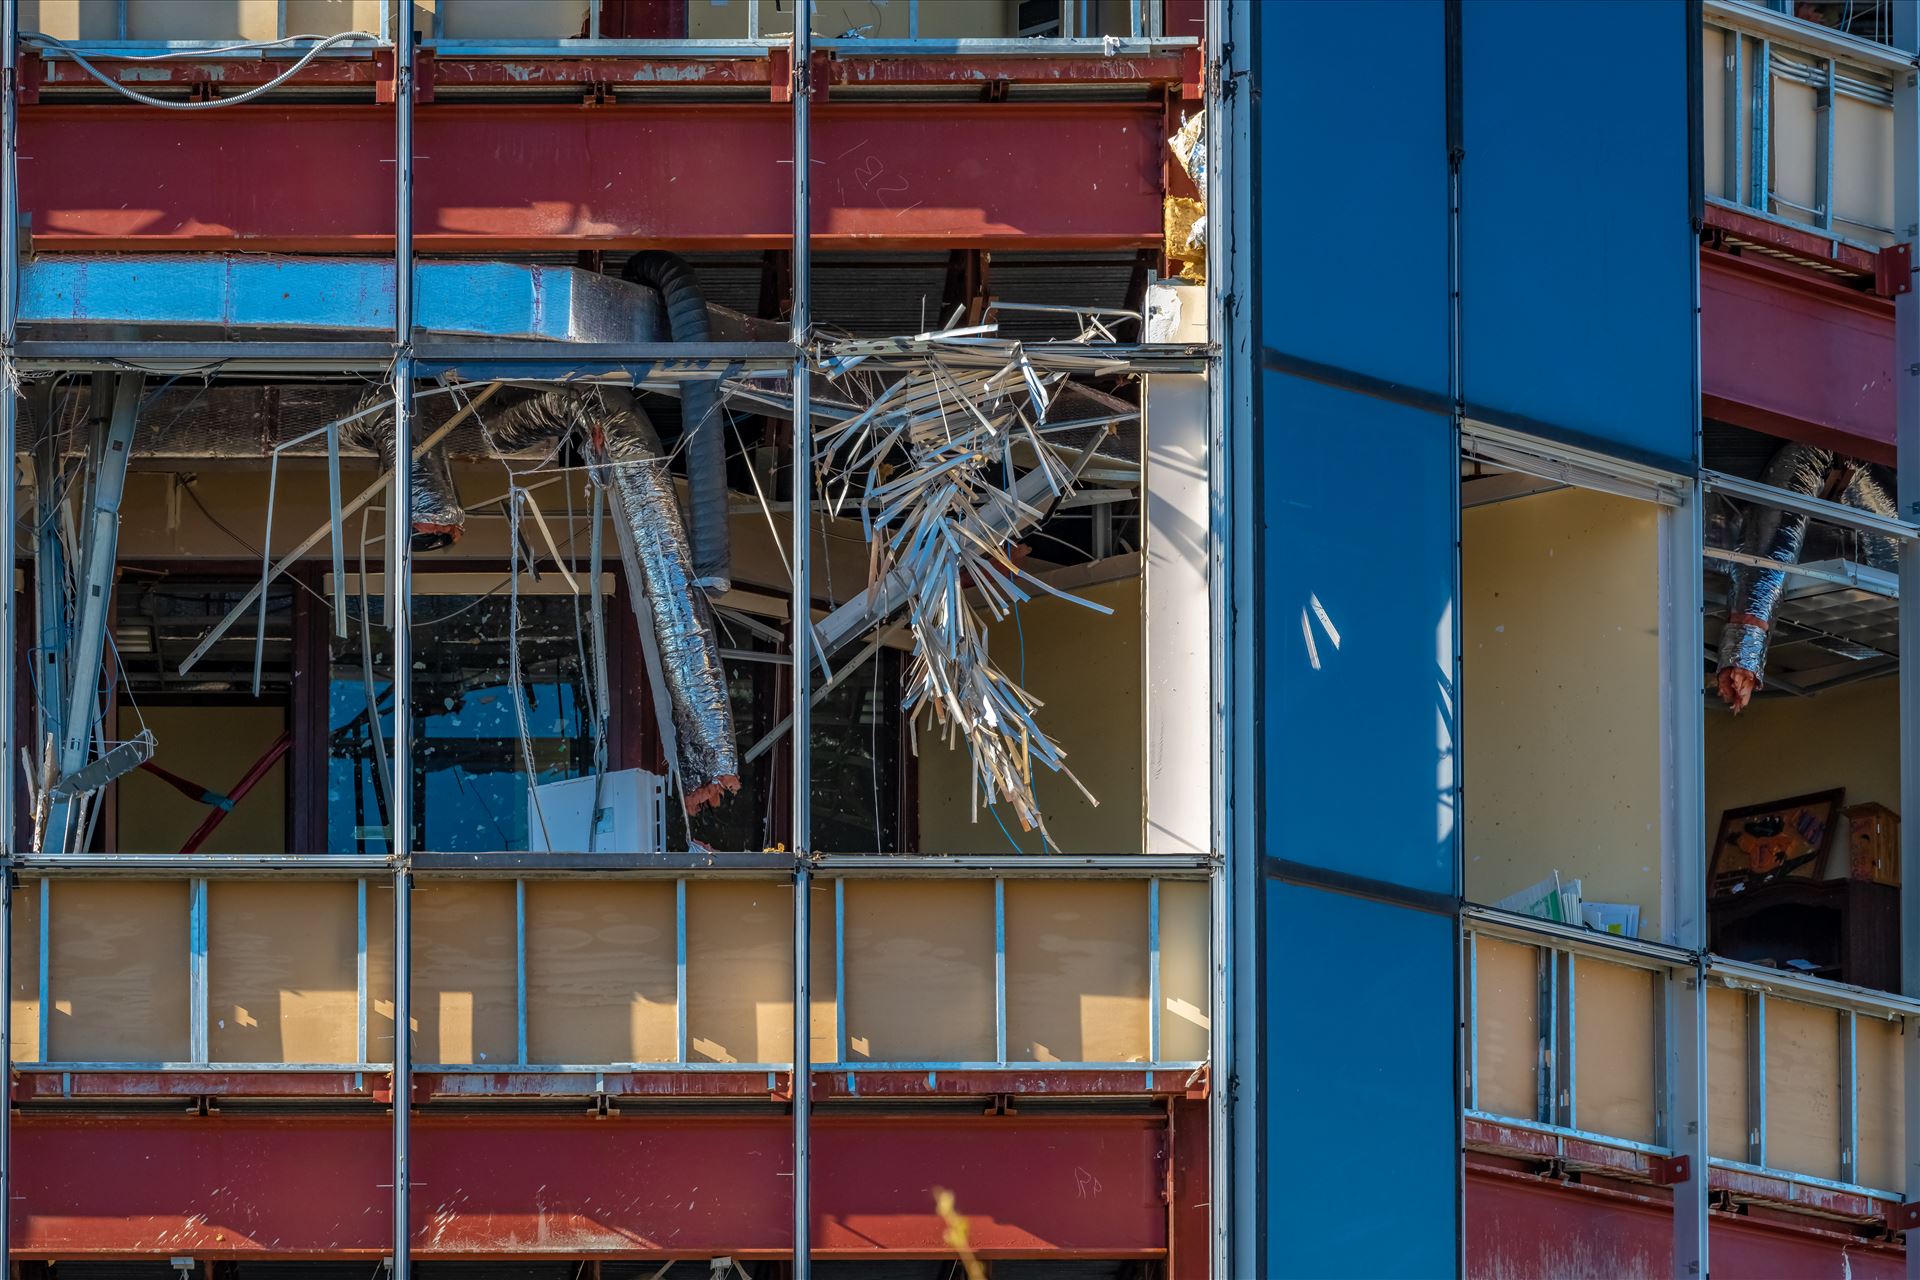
[1715,442,1899,711]
[337,390,470,552]
[623,251,731,598]
[485,386,740,813]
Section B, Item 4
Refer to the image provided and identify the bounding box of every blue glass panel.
[1262,371,1457,896]
[1461,0,1696,468]
[1255,0,1450,398]
[1265,881,1459,1278]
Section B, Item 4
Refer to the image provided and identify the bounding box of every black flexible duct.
[622,250,731,597]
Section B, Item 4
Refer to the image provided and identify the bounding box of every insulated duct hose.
[1715,442,1899,712]
[486,387,740,812]
[622,251,732,597]
[339,394,468,551]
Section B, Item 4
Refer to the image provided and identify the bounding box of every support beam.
[789,15,814,1277]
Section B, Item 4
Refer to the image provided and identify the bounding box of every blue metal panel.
[1262,371,1457,897]
[1265,881,1458,1279]
[1460,0,1696,469]
[1255,0,1450,399]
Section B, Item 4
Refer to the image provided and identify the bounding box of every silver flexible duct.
[338,397,467,551]
[1715,442,1898,711]
[486,388,740,812]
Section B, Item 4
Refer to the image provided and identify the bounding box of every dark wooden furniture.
[1708,878,1900,993]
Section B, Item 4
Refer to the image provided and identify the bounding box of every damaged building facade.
[9,1,1920,1278]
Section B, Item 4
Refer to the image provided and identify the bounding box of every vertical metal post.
[1817,58,1836,231]
[1537,947,1557,1125]
[357,878,369,1066]
[1842,1009,1860,1183]
[1212,2,1256,1276]
[907,0,918,41]
[1724,30,1743,203]
[832,877,845,1066]
[1465,932,1480,1112]
[994,878,1007,1065]
[675,879,689,1063]
[390,0,416,1271]
[0,0,18,1259]
[788,7,813,1275]
[1751,39,1771,212]
[36,879,47,1062]
[1894,9,1920,1271]
[189,878,209,1063]
[1747,991,1768,1168]
[1148,878,1162,1066]
[514,879,528,1066]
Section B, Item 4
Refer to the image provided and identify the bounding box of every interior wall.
[1462,486,1663,933]
[917,576,1143,855]
[1705,677,1898,880]
[115,704,287,856]
[208,880,360,1064]
[1005,880,1149,1063]
[47,880,190,1062]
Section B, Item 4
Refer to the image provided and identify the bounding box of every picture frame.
[1710,789,1845,891]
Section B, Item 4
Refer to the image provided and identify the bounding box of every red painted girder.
[1703,202,1881,278]
[1701,248,1896,463]
[18,101,1164,252]
[1466,1163,1905,1280]
[11,1111,1170,1259]
[812,1068,1204,1099]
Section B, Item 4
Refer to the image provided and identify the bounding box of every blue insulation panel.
[1460,0,1696,469]
[1265,880,1459,1278]
[1255,0,1450,399]
[1261,370,1457,897]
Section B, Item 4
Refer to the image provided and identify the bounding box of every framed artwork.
[1710,789,1845,891]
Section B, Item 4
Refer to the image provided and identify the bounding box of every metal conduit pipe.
[485,386,740,812]
[1715,441,1900,711]
[622,250,732,597]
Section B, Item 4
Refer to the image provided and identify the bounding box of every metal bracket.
[1889,1201,1920,1233]
[1184,1063,1210,1100]
[982,1093,1019,1116]
[1648,1153,1691,1187]
[587,1091,618,1119]
[1878,242,1913,297]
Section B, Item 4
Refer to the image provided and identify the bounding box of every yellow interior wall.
[916,576,1142,855]
[689,0,1016,39]
[1705,677,1898,880]
[115,704,287,856]
[208,880,360,1064]
[1462,487,1663,932]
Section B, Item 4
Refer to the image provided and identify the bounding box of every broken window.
[1701,426,1904,994]
[1459,434,1674,940]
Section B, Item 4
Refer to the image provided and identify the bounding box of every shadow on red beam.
[12,1071,374,1102]
[10,1112,1170,1259]
[813,1069,1205,1099]
[18,101,1164,253]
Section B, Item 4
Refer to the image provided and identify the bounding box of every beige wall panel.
[1772,78,1819,222]
[1708,985,1750,1162]
[844,880,993,1062]
[49,880,190,1062]
[1005,881,1148,1064]
[525,881,676,1064]
[439,0,588,38]
[686,879,791,1064]
[12,880,40,1064]
[691,0,1012,38]
[365,880,396,1065]
[1765,997,1844,1181]
[1157,880,1210,1063]
[918,577,1142,855]
[1858,1014,1904,1192]
[809,881,836,1065]
[1462,488,1662,931]
[285,0,393,35]
[1472,936,1539,1121]
[21,0,118,39]
[412,881,517,1065]
[1835,96,1895,242]
[117,704,287,855]
[1706,677,1897,881]
[126,0,279,39]
[208,881,359,1063]
[1573,958,1657,1143]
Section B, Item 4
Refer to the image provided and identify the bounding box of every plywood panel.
[809,881,835,1065]
[1701,30,1726,202]
[11,880,40,1064]
[48,880,190,1062]
[1572,958,1656,1143]
[412,881,516,1065]
[209,881,359,1064]
[525,881,675,1064]
[1006,881,1148,1064]
[1158,880,1210,1063]
[1765,997,1844,1181]
[117,704,287,855]
[126,0,279,39]
[1472,936,1539,1121]
[686,880,791,1064]
[1857,1014,1904,1192]
[439,0,588,38]
[1772,78,1819,223]
[1462,489,1662,932]
[365,881,395,1066]
[1708,985,1750,1162]
[20,0,118,40]
[1835,95,1896,245]
[845,880,994,1063]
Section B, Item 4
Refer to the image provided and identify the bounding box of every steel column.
[3,0,21,1265]
[789,7,814,1275]
[390,1,416,1272]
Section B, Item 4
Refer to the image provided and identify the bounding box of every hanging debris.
[1166,111,1207,282]
[813,321,1124,841]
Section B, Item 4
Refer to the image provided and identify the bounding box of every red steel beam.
[1701,247,1896,463]
[10,1111,1171,1259]
[17,101,1164,252]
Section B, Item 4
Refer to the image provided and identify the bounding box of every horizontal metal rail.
[1703,467,1920,541]
[1703,0,1911,74]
